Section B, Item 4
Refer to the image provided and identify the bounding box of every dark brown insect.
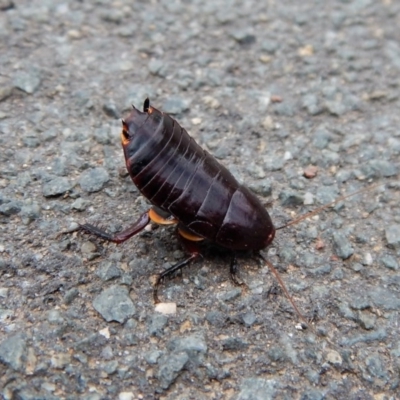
[80,99,376,320]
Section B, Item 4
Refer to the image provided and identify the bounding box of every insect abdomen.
[122,103,275,251]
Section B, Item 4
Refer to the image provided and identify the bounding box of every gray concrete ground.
[0,0,400,399]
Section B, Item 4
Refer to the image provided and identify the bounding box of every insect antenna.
[259,253,310,326]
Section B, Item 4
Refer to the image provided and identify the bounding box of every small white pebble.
[118,393,135,400]
[284,151,292,160]
[304,192,314,205]
[364,252,373,266]
[326,350,342,366]
[99,327,110,339]
[191,117,202,125]
[155,302,177,315]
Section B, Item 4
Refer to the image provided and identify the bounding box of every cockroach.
[80,98,378,325]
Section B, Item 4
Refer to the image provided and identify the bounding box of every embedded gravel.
[1,0,400,399]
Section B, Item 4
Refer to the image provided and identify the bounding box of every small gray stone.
[340,329,387,347]
[357,311,376,330]
[95,261,121,281]
[42,126,58,141]
[279,190,304,207]
[300,389,324,400]
[365,354,387,379]
[305,369,320,385]
[20,201,41,224]
[205,68,223,87]
[368,287,400,310]
[273,102,295,117]
[0,84,13,102]
[101,345,113,360]
[117,25,136,37]
[249,179,272,197]
[325,350,342,366]
[267,347,286,362]
[308,264,332,276]
[23,132,41,148]
[47,310,64,324]
[385,224,400,250]
[216,9,236,24]
[0,200,21,216]
[246,163,266,180]
[162,97,190,114]
[237,378,276,400]
[51,352,71,369]
[167,334,207,357]
[206,310,227,327]
[338,302,357,321]
[156,351,189,390]
[332,267,344,280]
[316,186,339,204]
[64,288,79,305]
[380,255,399,270]
[148,59,168,77]
[368,159,398,177]
[279,246,296,263]
[350,261,362,272]
[325,100,347,116]
[349,296,371,310]
[218,287,242,302]
[79,167,109,193]
[93,285,135,323]
[0,333,26,371]
[80,241,97,254]
[102,103,120,120]
[103,360,118,375]
[13,68,41,94]
[240,311,257,327]
[42,177,73,197]
[93,126,112,145]
[312,127,332,149]
[302,93,324,116]
[332,231,354,259]
[147,313,168,336]
[230,30,256,45]
[120,273,133,286]
[71,197,91,211]
[100,8,124,23]
[144,349,163,364]
[221,337,248,351]
[261,40,279,54]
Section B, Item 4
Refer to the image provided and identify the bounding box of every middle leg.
[153,227,203,303]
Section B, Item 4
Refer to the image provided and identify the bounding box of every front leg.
[80,210,150,244]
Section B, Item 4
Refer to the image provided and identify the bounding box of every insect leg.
[229,254,245,287]
[79,211,150,244]
[153,232,202,303]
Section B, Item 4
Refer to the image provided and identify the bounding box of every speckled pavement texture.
[0,0,400,399]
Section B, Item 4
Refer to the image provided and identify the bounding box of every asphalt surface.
[1,0,400,399]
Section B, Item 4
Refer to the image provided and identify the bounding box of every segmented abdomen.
[123,106,274,251]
